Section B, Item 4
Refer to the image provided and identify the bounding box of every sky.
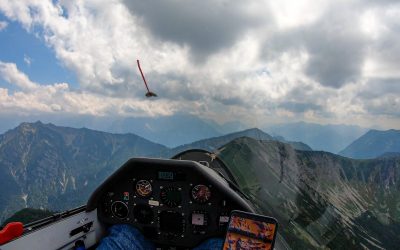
[0,0,399,130]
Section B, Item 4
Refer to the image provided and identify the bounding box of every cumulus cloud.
[0,0,399,129]
[262,2,368,88]
[123,0,265,62]
[303,10,367,88]
[355,78,400,118]
[0,0,156,96]
[0,61,177,117]
[0,61,37,90]
[362,6,400,79]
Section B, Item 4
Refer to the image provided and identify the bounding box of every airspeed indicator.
[191,184,211,204]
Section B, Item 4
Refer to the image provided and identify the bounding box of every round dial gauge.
[136,180,152,197]
[111,201,129,219]
[160,186,182,207]
[191,184,211,203]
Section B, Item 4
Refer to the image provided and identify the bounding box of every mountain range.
[0,114,229,148]
[1,121,400,249]
[264,122,368,153]
[0,114,224,148]
[0,114,370,153]
[0,121,168,222]
[339,129,400,159]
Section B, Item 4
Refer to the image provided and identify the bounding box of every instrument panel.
[89,158,253,248]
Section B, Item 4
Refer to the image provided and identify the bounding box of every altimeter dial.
[136,180,152,197]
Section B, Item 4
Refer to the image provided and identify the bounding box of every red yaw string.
[137,59,150,93]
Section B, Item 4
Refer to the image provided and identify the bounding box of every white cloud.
[0,20,7,31]
[0,0,399,129]
[0,61,37,90]
[361,6,400,79]
[0,61,177,117]
[268,0,329,29]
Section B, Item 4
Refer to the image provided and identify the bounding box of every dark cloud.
[123,0,262,62]
[276,83,335,118]
[375,35,400,65]
[369,10,400,69]
[150,72,251,107]
[358,78,400,99]
[148,72,202,101]
[364,100,400,118]
[354,78,400,119]
[303,21,366,88]
[261,5,367,88]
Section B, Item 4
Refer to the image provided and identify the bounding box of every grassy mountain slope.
[168,128,311,157]
[220,137,400,249]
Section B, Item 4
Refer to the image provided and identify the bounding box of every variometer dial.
[160,186,182,207]
[135,180,152,197]
[191,184,211,203]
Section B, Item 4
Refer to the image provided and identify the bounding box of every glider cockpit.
[86,157,254,248]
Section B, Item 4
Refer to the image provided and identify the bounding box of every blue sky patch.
[0,13,77,88]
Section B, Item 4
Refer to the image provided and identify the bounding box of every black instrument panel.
[88,158,254,248]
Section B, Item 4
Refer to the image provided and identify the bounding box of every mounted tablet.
[223,210,278,250]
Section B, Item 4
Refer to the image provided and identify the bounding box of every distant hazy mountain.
[0,121,168,222]
[106,114,223,147]
[0,115,367,152]
[220,137,400,249]
[206,120,248,134]
[264,122,368,153]
[168,128,312,157]
[0,114,223,148]
[339,129,400,159]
